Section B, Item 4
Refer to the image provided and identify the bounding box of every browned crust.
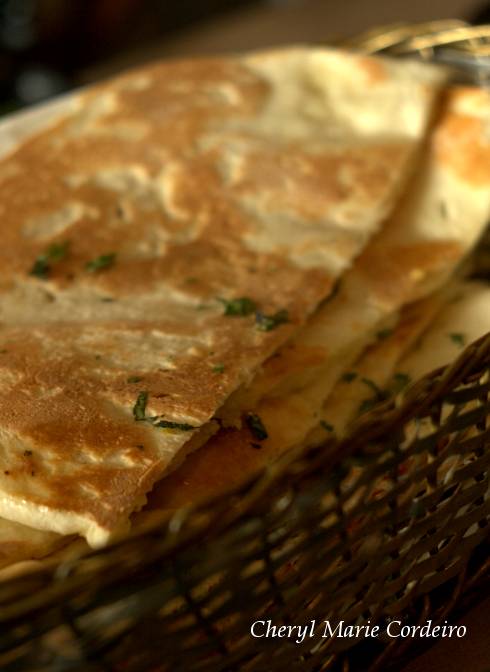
[0,49,439,538]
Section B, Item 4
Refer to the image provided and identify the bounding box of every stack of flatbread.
[0,46,489,576]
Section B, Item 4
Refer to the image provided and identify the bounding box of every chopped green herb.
[392,372,411,393]
[358,397,379,415]
[94,354,102,361]
[255,309,289,332]
[85,253,116,273]
[127,376,143,384]
[245,412,268,441]
[133,391,148,421]
[154,420,195,431]
[47,242,69,262]
[377,328,393,341]
[320,420,335,432]
[449,332,466,347]
[212,363,225,374]
[357,377,388,415]
[342,371,358,383]
[30,258,50,279]
[219,296,257,317]
[132,391,195,431]
[29,241,69,279]
[360,377,384,397]
[23,450,33,457]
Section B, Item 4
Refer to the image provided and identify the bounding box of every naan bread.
[307,287,456,442]
[147,86,490,511]
[4,282,489,577]
[0,48,443,546]
[397,281,490,379]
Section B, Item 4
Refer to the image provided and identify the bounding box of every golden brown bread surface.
[0,47,445,546]
[147,86,490,511]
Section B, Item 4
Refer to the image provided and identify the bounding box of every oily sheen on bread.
[0,47,444,547]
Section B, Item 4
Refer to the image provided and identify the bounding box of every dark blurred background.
[0,0,489,115]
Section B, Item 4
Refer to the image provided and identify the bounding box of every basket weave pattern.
[0,22,490,672]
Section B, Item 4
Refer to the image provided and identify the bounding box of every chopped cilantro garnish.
[29,241,69,279]
[127,376,143,384]
[85,253,116,273]
[29,258,49,279]
[342,371,358,383]
[360,377,384,397]
[377,328,393,341]
[133,392,196,430]
[133,391,148,421]
[358,379,388,416]
[358,397,379,415]
[154,420,195,431]
[449,332,466,347]
[245,412,268,441]
[392,372,411,393]
[132,391,195,430]
[47,242,69,262]
[219,296,257,317]
[255,309,289,332]
[212,363,225,373]
[320,420,335,432]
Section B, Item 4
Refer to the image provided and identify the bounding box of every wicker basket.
[1,22,490,672]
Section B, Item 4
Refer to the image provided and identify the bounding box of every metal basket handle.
[342,20,490,86]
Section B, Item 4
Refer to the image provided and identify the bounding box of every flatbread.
[0,48,443,546]
[307,287,456,442]
[4,282,489,577]
[396,281,490,380]
[147,86,490,511]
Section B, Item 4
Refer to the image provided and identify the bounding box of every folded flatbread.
[307,285,458,442]
[4,281,489,578]
[0,48,444,546]
[147,86,490,511]
[396,281,490,380]
[318,280,490,467]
